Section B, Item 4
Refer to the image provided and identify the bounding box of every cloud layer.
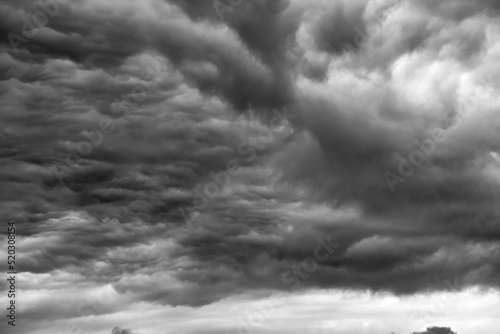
[1,0,500,333]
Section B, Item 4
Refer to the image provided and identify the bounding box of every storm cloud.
[1,0,499,333]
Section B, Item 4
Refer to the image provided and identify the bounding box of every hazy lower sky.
[1,0,499,334]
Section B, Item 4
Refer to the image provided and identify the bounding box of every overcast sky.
[1,0,500,333]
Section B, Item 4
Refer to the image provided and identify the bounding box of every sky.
[0,0,500,333]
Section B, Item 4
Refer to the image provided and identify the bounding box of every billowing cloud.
[1,0,499,333]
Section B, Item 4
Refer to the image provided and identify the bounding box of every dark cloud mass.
[1,0,500,333]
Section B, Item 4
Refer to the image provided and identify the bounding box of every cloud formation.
[1,0,500,333]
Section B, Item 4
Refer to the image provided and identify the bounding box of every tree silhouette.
[111,326,136,334]
[412,327,457,334]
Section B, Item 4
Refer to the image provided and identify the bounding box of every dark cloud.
[311,0,367,55]
[1,2,500,332]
